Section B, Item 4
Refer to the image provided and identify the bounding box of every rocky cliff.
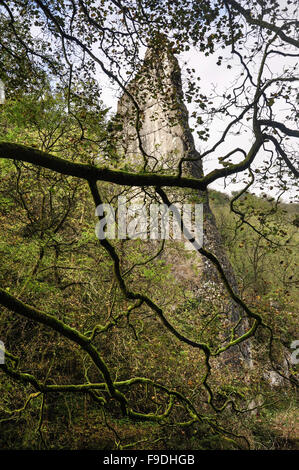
[115,36,252,368]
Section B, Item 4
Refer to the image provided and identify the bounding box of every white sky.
[98,41,298,202]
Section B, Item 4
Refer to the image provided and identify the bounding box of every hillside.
[0,161,298,449]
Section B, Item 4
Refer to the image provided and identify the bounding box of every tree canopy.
[0,0,298,450]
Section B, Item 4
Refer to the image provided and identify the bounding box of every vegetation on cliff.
[0,0,298,450]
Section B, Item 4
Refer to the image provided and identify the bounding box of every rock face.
[115,37,252,368]
[116,37,201,177]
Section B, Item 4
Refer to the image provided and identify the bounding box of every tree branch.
[225,0,299,49]
[0,287,127,413]
[264,134,299,177]
[258,120,299,138]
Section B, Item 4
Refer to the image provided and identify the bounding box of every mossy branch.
[0,287,127,414]
[0,138,267,191]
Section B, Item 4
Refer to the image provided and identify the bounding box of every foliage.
[0,0,298,450]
